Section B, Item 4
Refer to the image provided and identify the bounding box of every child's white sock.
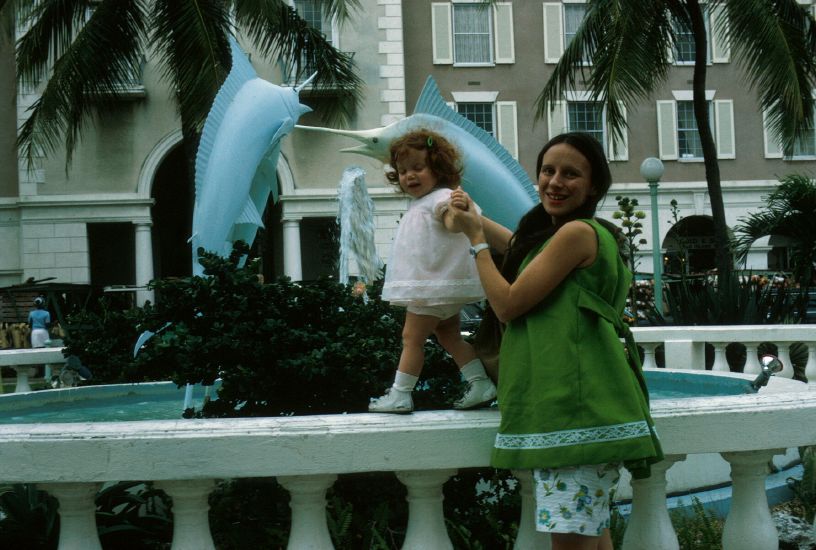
[459,358,488,382]
[393,371,419,393]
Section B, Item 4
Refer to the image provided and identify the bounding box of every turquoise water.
[0,371,753,425]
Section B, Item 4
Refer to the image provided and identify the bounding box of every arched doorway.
[151,145,193,279]
[663,215,717,275]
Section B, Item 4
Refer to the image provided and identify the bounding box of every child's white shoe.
[369,388,414,413]
[453,378,496,410]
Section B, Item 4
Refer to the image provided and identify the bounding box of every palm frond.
[16,0,148,167]
[319,0,362,23]
[725,0,816,155]
[536,0,674,142]
[234,0,362,126]
[151,0,232,138]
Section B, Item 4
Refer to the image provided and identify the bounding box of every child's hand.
[450,188,470,211]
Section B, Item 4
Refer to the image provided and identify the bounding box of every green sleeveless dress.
[491,219,663,479]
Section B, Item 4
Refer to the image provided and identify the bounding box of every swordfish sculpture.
[296,76,537,230]
[191,37,313,275]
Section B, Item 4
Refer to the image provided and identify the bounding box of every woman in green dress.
[449,132,662,550]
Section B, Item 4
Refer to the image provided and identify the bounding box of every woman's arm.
[481,216,512,252]
[450,191,596,322]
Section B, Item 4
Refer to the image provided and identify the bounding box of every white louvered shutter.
[608,103,629,161]
[496,101,519,159]
[547,100,568,138]
[762,109,783,159]
[657,100,679,160]
[710,4,730,64]
[543,3,563,64]
[431,3,453,65]
[714,100,735,159]
[494,3,515,64]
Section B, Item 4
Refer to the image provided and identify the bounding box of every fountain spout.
[748,354,784,392]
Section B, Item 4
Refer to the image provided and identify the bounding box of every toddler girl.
[369,129,496,413]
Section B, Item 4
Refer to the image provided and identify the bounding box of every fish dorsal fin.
[414,76,535,197]
[236,198,264,228]
[195,36,259,197]
[250,120,290,206]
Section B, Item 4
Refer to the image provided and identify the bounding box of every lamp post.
[640,157,665,314]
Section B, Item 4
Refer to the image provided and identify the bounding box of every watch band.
[469,242,490,257]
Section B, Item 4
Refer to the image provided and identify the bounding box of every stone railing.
[0,347,64,393]
[1,325,816,549]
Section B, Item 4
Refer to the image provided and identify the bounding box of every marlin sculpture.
[191,37,314,275]
[296,76,537,230]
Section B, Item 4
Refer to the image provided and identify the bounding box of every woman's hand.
[449,189,486,243]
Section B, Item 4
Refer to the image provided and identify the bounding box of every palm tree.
[538,0,816,293]
[6,0,363,167]
[733,173,816,288]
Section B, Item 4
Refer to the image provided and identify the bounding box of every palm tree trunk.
[688,0,731,291]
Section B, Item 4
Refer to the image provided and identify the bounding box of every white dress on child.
[382,187,485,307]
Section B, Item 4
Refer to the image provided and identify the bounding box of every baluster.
[711,342,729,372]
[510,470,552,550]
[13,366,35,392]
[158,479,216,550]
[639,343,658,370]
[39,482,102,550]
[278,474,337,550]
[806,343,816,383]
[720,450,783,550]
[396,469,456,550]
[776,343,794,379]
[743,342,762,374]
[622,455,685,550]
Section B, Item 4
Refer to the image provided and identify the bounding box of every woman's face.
[537,143,595,224]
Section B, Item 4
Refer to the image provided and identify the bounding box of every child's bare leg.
[397,312,441,376]
[551,532,603,550]
[434,314,496,410]
[433,314,476,366]
[369,312,439,413]
[597,529,613,550]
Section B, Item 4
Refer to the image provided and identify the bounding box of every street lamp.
[640,157,665,314]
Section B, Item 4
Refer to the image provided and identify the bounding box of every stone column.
[134,221,155,305]
[396,469,457,550]
[39,482,103,550]
[511,470,551,550]
[282,219,303,281]
[278,474,337,550]
[157,479,216,550]
[623,455,686,550]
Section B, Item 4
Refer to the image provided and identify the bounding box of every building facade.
[1,0,815,303]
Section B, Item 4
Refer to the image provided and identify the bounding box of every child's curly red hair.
[385,129,463,190]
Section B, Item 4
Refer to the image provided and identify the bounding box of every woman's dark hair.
[385,128,463,190]
[501,132,614,281]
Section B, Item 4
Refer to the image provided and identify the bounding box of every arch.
[663,215,731,275]
[136,129,183,198]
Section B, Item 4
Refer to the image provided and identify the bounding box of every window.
[452,3,493,64]
[563,3,587,49]
[672,14,698,63]
[287,0,336,84]
[431,2,514,65]
[546,97,628,161]
[792,114,816,158]
[567,101,604,146]
[671,6,731,65]
[763,97,816,159]
[656,95,735,161]
[457,102,495,135]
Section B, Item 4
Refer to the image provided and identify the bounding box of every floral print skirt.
[533,463,621,536]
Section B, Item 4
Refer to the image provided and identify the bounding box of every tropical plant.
[670,497,724,550]
[733,173,816,288]
[538,0,816,293]
[612,195,648,321]
[0,484,60,549]
[7,0,364,167]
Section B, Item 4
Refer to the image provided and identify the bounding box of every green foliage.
[613,196,649,323]
[788,446,816,524]
[95,482,173,549]
[670,498,724,550]
[0,485,59,549]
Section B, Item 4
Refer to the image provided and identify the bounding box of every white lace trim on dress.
[494,421,652,450]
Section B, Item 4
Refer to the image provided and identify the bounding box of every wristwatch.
[469,243,490,257]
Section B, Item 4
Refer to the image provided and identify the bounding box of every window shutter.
[714,100,735,159]
[710,4,730,63]
[762,110,783,159]
[657,100,678,160]
[431,3,453,65]
[543,3,563,64]
[608,102,629,161]
[547,100,568,139]
[493,3,515,64]
[496,101,519,159]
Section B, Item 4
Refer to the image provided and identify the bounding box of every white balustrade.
[39,482,102,550]
[157,479,216,550]
[511,469,551,550]
[639,342,658,370]
[777,344,794,379]
[396,469,456,550]
[720,450,784,550]
[622,455,685,550]
[277,474,337,550]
